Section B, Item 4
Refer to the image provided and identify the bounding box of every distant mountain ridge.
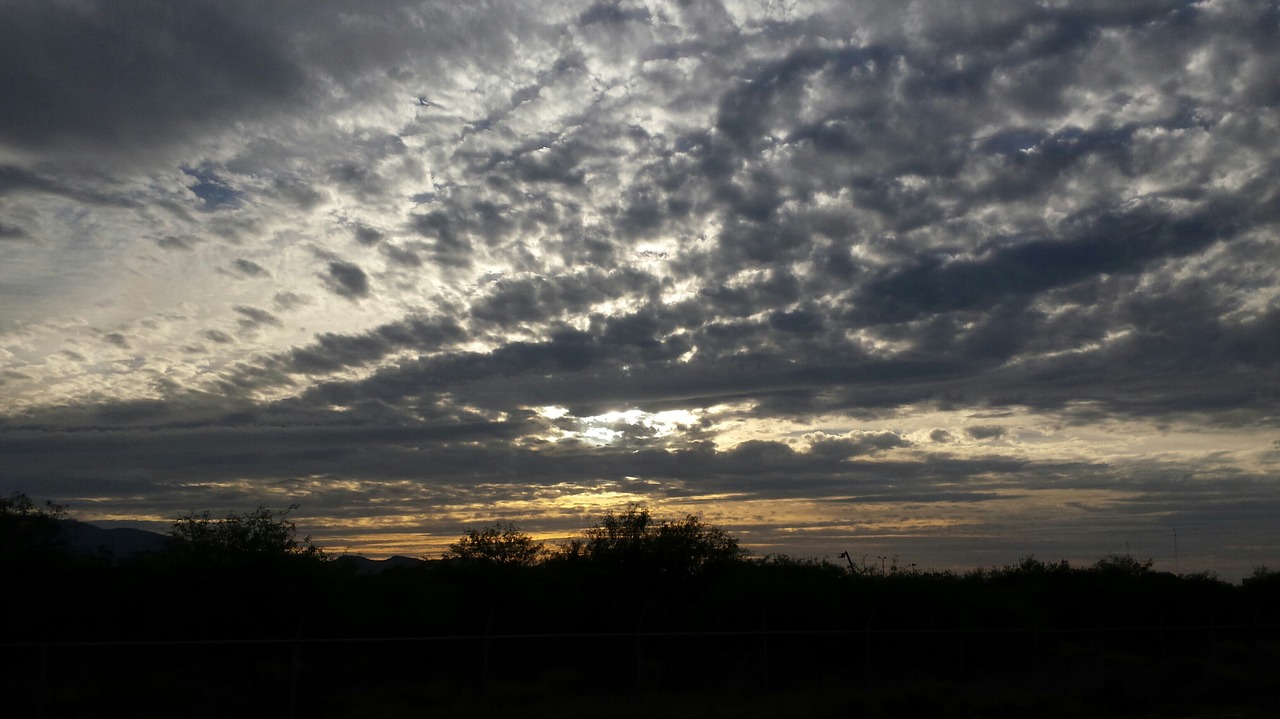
[57,519,169,559]
[53,519,424,572]
[332,554,429,574]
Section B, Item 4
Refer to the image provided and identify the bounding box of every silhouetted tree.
[167,504,325,564]
[444,521,545,566]
[1090,553,1153,577]
[0,492,68,563]
[564,505,746,577]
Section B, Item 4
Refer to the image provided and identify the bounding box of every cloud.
[0,222,28,241]
[103,332,130,349]
[282,315,465,375]
[320,261,370,300]
[273,292,309,311]
[353,224,384,246]
[0,164,137,207]
[853,202,1241,324]
[233,305,283,332]
[184,168,242,210]
[231,259,269,278]
[2,0,1279,575]
[965,426,1007,441]
[0,0,304,158]
[204,329,235,345]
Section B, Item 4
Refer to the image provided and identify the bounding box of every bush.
[563,505,747,577]
[167,504,325,564]
[444,522,545,566]
[0,492,68,565]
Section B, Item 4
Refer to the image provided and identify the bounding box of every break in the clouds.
[2,0,1278,577]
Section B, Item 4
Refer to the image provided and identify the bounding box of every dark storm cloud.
[0,0,304,155]
[321,261,370,300]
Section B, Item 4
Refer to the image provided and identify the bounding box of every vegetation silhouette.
[2,496,1278,718]
[167,504,327,565]
[560,504,747,578]
[0,491,68,566]
[444,521,545,566]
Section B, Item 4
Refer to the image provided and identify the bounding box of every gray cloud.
[0,164,138,207]
[0,0,304,156]
[233,305,283,331]
[273,292,309,311]
[103,332,129,349]
[231,259,269,278]
[965,426,1007,441]
[204,329,235,345]
[321,261,370,300]
[353,224,384,247]
[2,0,1278,575]
[0,222,28,240]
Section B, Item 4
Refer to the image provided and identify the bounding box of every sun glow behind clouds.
[533,405,705,445]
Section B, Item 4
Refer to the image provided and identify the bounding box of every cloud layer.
[2,0,1278,576]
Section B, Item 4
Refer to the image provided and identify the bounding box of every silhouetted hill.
[333,554,428,574]
[52,520,432,572]
[57,519,169,560]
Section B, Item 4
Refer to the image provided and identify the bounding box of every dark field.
[5,554,1279,718]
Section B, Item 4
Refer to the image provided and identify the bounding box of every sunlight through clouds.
[2,0,1279,578]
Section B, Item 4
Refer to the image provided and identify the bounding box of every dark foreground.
[3,552,1279,718]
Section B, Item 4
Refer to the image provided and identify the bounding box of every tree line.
[3,492,1279,717]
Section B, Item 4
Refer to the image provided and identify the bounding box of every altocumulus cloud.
[0,0,1278,576]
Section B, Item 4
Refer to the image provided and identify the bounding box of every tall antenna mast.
[1173,526,1180,574]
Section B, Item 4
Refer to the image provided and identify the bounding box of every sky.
[2,0,1278,577]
